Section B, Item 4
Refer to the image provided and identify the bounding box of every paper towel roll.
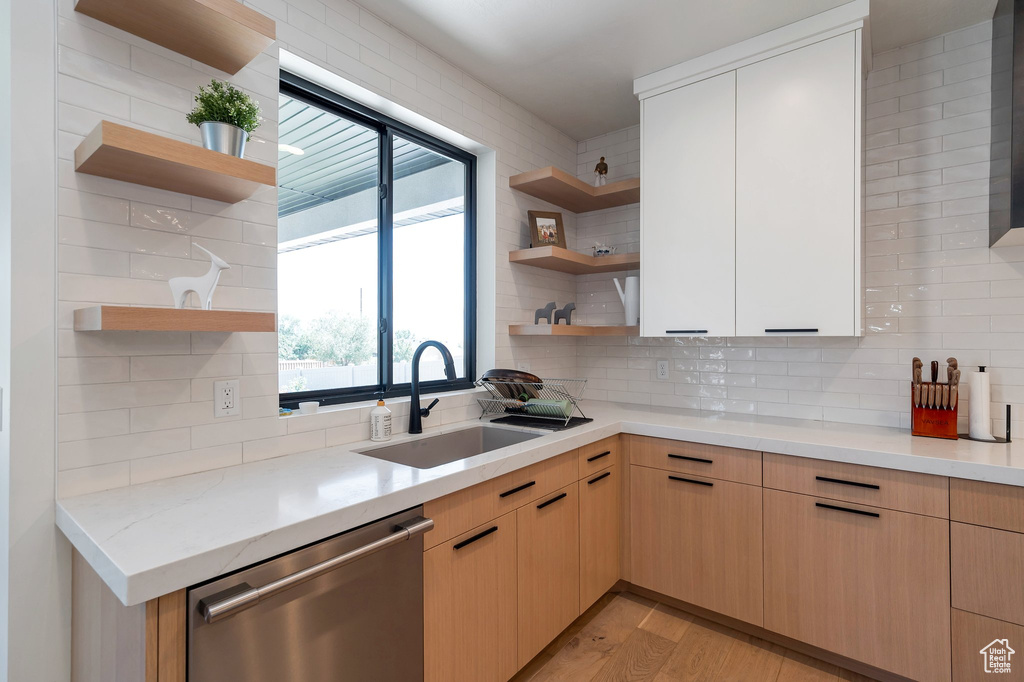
[968,370,995,441]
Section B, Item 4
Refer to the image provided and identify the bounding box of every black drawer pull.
[815,502,879,518]
[666,329,708,334]
[587,471,612,485]
[587,450,611,462]
[453,526,498,550]
[815,475,880,490]
[536,492,568,509]
[499,480,536,498]
[765,328,818,333]
[668,475,713,487]
[668,454,713,464]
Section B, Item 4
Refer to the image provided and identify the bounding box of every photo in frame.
[528,210,567,249]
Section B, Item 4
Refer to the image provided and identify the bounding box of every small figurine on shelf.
[169,243,230,310]
[594,156,608,187]
[593,243,616,257]
[554,302,576,325]
[535,301,557,324]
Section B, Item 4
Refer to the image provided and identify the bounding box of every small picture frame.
[528,210,566,249]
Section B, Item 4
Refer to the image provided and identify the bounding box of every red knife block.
[910,383,958,439]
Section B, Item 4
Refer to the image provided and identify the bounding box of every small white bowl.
[298,401,319,415]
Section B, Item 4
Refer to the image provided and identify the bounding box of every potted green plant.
[186,79,262,159]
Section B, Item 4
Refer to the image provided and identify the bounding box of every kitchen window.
[278,73,476,408]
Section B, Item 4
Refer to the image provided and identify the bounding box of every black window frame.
[278,72,477,409]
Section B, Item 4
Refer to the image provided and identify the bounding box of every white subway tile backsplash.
[56,11,1018,495]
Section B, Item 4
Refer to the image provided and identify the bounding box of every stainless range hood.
[991,0,1024,246]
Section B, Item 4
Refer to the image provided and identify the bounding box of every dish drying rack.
[476,378,588,426]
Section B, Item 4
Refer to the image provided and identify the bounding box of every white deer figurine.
[169,243,230,310]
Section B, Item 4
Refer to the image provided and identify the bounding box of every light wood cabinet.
[629,465,763,626]
[578,435,620,479]
[424,513,518,682]
[517,483,580,668]
[735,30,861,336]
[952,608,1024,681]
[764,451,949,517]
[952,521,1024,627]
[423,450,577,549]
[640,70,736,337]
[951,478,1024,533]
[629,436,761,485]
[763,488,950,682]
[579,465,620,613]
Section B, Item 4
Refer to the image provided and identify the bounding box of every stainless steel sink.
[357,426,541,469]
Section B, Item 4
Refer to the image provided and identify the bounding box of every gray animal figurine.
[534,301,557,324]
[554,302,576,325]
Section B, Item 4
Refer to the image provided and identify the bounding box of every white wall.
[0,0,11,670]
[573,21,1022,434]
[5,0,69,680]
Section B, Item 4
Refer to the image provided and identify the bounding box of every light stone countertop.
[56,401,1024,606]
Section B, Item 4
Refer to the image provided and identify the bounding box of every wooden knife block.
[910,383,958,439]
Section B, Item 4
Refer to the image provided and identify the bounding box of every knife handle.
[930,361,939,384]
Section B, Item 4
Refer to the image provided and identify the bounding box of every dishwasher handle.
[198,516,434,624]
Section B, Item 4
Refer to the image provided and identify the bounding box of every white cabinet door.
[641,71,736,337]
[735,32,860,337]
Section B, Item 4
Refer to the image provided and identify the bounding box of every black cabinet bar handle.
[499,480,536,498]
[666,329,708,334]
[587,451,611,462]
[668,475,713,487]
[668,454,713,464]
[765,328,819,333]
[815,502,879,518]
[815,475,880,490]
[536,492,568,509]
[587,471,612,485]
[453,526,498,550]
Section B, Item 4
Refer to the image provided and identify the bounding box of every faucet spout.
[408,340,457,435]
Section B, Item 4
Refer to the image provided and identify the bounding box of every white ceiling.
[357,0,998,141]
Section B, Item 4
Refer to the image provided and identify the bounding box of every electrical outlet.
[517,362,531,372]
[214,379,241,418]
[656,360,670,380]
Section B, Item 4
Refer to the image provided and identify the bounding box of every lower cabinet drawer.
[763,452,949,518]
[951,478,1024,533]
[952,522,1024,626]
[952,609,1024,681]
[629,464,763,626]
[629,435,761,485]
[423,450,577,549]
[763,488,951,682]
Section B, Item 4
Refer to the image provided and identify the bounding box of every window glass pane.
[277,94,380,394]
[391,136,467,383]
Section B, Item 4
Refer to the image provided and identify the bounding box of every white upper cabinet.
[735,32,860,336]
[635,0,866,338]
[641,71,736,337]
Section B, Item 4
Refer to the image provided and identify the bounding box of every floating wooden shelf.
[509,324,639,337]
[75,0,275,75]
[75,122,276,204]
[509,246,640,275]
[74,306,276,332]
[509,166,640,214]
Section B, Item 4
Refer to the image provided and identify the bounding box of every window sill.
[279,385,486,421]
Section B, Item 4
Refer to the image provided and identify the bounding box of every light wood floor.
[512,592,879,682]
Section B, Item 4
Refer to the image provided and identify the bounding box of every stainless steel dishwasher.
[188,507,432,682]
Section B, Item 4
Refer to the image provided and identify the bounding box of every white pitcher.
[613,276,640,326]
